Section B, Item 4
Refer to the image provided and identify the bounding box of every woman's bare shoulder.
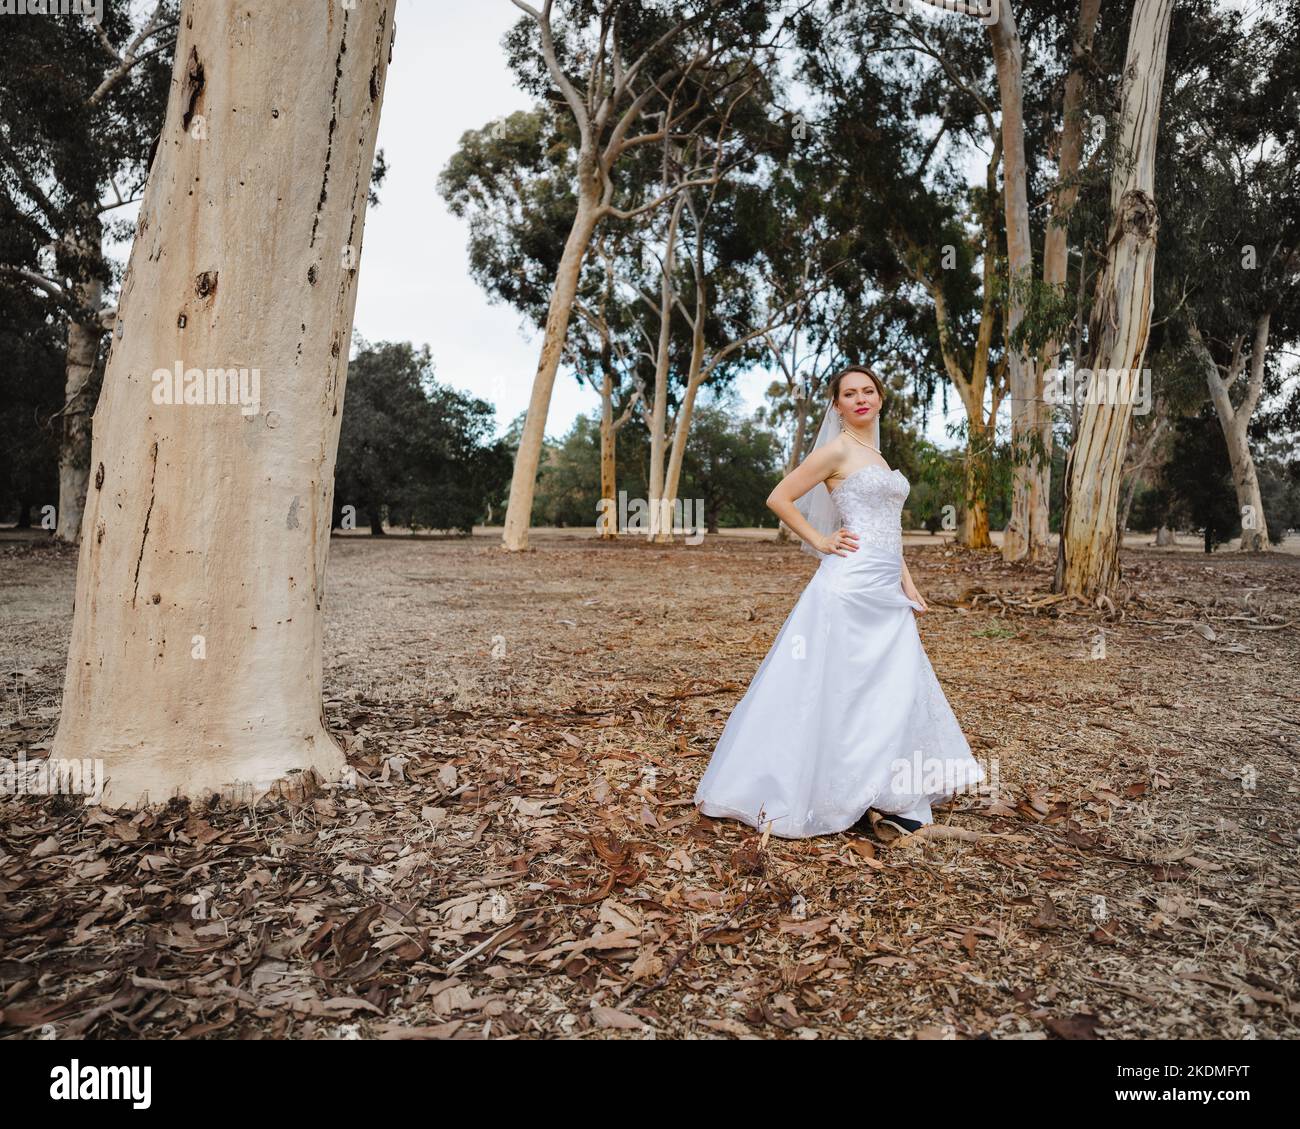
[819,435,853,488]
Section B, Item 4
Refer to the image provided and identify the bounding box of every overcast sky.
[350,0,971,446]
[95,1,1282,450]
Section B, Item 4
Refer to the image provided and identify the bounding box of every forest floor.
[1,530,1298,1040]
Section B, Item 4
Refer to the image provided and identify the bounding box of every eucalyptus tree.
[1054,0,1176,598]
[439,107,651,537]
[907,0,1038,555]
[52,0,397,808]
[799,1,1012,546]
[0,3,177,543]
[764,285,851,477]
[1155,0,1300,552]
[579,232,651,534]
[650,104,850,541]
[497,0,782,550]
[796,0,1088,560]
[751,146,887,539]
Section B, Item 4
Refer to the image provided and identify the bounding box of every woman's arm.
[901,554,928,613]
[766,443,859,556]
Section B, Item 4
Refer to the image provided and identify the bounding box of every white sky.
[351,0,971,446]
[92,0,1289,452]
[121,0,1282,452]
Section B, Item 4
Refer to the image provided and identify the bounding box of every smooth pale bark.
[645,194,685,541]
[57,266,103,544]
[53,0,396,808]
[598,358,617,539]
[1192,315,1272,551]
[988,7,1036,563]
[1055,0,1174,598]
[596,346,638,539]
[501,186,602,551]
[656,301,707,542]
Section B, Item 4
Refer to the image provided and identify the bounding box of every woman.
[693,365,984,839]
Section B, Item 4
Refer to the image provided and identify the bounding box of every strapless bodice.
[830,463,908,554]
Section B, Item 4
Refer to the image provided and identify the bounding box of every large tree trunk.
[1054,0,1174,599]
[1030,0,1103,560]
[989,7,1036,564]
[1194,314,1272,552]
[949,369,994,550]
[52,0,396,809]
[960,417,993,550]
[500,180,602,552]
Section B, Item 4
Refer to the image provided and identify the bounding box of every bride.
[694,364,985,839]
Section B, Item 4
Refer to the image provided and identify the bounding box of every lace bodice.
[831,464,908,553]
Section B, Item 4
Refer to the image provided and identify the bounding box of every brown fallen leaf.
[1044,1012,1100,1040]
[592,1005,646,1030]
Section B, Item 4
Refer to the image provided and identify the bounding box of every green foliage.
[530,395,784,531]
[683,399,784,531]
[1159,412,1240,553]
[901,437,967,535]
[1256,439,1300,546]
[0,4,176,313]
[0,289,62,525]
[333,339,511,535]
[531,414,623,528]
[1007,270,1075,363]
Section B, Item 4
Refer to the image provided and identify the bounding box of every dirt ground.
[1,528,1297,1040]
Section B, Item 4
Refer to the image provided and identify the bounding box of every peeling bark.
[1029,0,1102,561]
[1055,0,1174,598]
[646,193,685,542]
[56,289,103,544]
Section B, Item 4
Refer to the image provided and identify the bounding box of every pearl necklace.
[840,421,880,452]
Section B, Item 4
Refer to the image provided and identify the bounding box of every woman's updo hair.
[828,364,886,407]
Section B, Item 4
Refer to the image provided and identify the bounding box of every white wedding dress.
[694,464,985,838]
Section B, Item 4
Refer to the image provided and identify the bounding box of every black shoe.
[875,812,924,835]
[849,809,874,834]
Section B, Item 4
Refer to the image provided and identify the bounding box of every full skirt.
[694,545,985,838]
